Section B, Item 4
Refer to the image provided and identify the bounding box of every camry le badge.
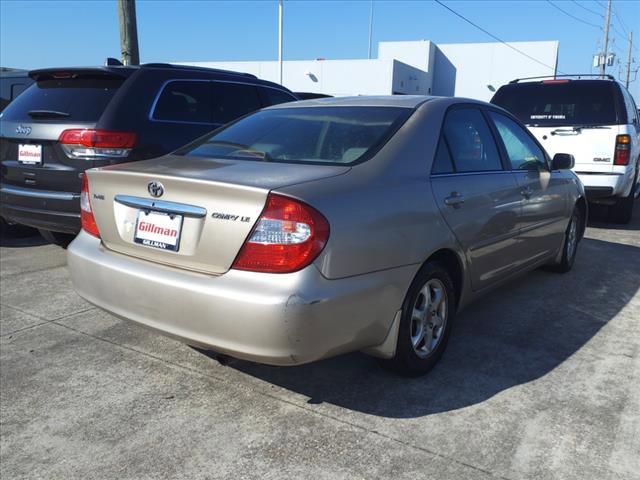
[15,125,32,135]
[147,181,164,198]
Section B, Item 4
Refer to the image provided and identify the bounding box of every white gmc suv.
[492,76,639,223]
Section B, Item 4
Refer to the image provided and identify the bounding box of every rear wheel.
[38,229,76,249]
[381,262,456,376]
[547,207,581,273]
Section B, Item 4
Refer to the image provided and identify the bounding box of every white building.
[176,40,559,102]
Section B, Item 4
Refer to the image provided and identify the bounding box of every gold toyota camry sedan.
[68,96,586,376]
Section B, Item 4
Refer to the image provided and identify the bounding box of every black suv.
[0,63,298,245]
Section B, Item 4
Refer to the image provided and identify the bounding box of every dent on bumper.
[67,231,414,365]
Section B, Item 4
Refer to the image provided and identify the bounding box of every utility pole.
[625,31,634,88]
[600,0,612,78]
[367,0,373,59]
[278,0,283,85]
[117,0,140,66]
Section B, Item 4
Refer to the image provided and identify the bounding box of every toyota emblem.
[147,181,164,198]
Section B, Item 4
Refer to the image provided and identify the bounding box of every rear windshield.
[0,76,123,122]
[491,81,618,127]
[179,106,412,165]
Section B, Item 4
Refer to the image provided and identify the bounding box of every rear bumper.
[576,171,634,199]
[67,231,414,366]
[0,183,80,233]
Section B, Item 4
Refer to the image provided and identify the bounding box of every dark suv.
[0,63,298,245]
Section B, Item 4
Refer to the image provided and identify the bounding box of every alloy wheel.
[410,278,448,358]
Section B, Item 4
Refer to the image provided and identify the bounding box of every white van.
[492,76,639,223]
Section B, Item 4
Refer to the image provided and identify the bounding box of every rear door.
[491,80,622,174]
[487,110,568,263]
[430,106,523,291]
[0,72,126,193]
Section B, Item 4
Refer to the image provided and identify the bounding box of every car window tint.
[154,80,211,123]
[211,82,262,124]
[489,111,547,171]
[181,106,411,165]
[442,108,502,172]
[1,77,123,122]
[620,86,638,124]
[491,81,617,126]
[11,83,29,100]
[261,87,297,106]
[431,136,454,174]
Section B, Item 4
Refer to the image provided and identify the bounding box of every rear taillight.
[80,174,100,238]
[614,134,631,166]
[232,194,329,274]
[59,129,137,160]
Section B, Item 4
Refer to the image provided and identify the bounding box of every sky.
[1,0,638,100]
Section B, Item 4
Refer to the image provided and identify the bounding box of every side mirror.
[551,153,575,170]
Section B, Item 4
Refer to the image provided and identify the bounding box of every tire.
[609,167,637,224]
[38,229,76,248]
[0,217,37,238]
[547,207,581,273]
[380,261,456,377]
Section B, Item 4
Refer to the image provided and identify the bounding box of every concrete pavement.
[1,205,639,480]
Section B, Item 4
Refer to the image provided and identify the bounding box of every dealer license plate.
[134,210,183,252]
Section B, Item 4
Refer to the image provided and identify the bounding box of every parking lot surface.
[1,204,639,480]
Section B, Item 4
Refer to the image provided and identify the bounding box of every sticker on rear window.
[530,114,566,120]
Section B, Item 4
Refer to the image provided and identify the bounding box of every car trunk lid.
[86,155,349,274]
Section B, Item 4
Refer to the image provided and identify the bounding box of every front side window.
[179,106,412,165]
[489,111,547,171]
[153,80,211,123]
[442,108,502,172]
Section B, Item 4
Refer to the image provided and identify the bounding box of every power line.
[569,0,603,18]
[610,5,638,55]
[546,0,602,29]
[594,0,607,9]
[611,8,629,36]
[433,0,565,74]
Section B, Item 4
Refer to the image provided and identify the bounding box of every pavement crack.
[0,305,98,338]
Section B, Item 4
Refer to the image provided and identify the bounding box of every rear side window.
[491,81,618,126]
[442,108,502,172]
[153,80,211,123]
[489,112,547,171]
[620,86,638,124]
[261,87,297,106]
[211,82,262,124]
[11,83,29,100]
[431,136,454,174]
[1,77,123,122]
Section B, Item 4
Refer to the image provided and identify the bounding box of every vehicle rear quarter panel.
[278,100,464,281]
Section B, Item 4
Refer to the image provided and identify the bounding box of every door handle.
[520,186,534,198]
[444,192,465,208]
